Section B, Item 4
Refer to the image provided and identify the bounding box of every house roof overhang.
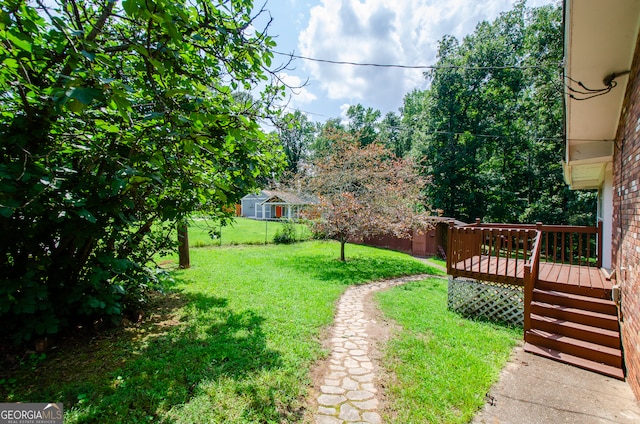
[564,0,640,190]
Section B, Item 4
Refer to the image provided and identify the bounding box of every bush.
[0,0,282,343]
[273,220,297,244]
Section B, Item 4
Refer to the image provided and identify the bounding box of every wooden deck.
[447,222,623,378]
[451,255,612,293]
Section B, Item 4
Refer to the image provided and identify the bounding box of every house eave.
[563,161,608,190]
[564,0,640,190]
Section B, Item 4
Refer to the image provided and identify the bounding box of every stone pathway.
[313,275,430,424]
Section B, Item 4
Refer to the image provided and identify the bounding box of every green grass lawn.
[376,278,521,423]
[186,217,313,247]
[1,241,436,423]
[1,240,518,424]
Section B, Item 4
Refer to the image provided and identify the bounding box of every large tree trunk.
[178,222,190,269]
[340,239,346,262]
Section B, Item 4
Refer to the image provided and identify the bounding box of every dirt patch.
[363,289,402,423]
[301,305,336,423]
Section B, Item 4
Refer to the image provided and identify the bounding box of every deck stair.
[447,221,624,379]
[524,284,624,380]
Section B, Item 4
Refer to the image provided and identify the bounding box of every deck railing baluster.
[597,220,603,268]
[515,230,520,278]
[587,232,591,267]
[569,232,574,265]
[523,230,528,265]
[486,229,492,275]
[578,233,583,266]
[506,230,512,278]
[544,231,549,262]
[495,230,501,275]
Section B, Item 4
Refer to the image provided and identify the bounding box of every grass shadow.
[1,287,288,423]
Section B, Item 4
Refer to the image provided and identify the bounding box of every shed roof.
[260,190,317,206]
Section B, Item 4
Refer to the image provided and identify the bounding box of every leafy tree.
[304,129,428,262]
[377,111,410,157]
[397,89,429,158]
[0,0,284,342]
[410,34,487,222]
[273,110,316,174]
[406,1,595,224]
[345,104,381,146]
[309,117,344,159]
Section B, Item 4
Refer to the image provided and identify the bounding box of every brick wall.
[613,31,640,399]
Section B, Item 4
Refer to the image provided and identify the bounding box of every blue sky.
[255,0,558,123]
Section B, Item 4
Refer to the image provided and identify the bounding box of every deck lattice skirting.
[447,276,524,326]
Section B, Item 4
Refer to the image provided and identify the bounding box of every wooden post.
[536,222,543,264]
[523,264,533,336]
[447,221,454,273]
[178,222,190,269]
[524,227,542,339]
[597,220,603,268]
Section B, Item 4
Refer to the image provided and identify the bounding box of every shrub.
[273,220,297,244]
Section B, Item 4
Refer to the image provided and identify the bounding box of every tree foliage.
[378,111,411,158]
[273,110,315,175]
[345,104,381,146]
[304,129,429,261]
[309,117,345,160]
[404,1,596,224]
[0,0,284,342]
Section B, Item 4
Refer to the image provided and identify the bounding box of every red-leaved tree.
[304,130,431,261]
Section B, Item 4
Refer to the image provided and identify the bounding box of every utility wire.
[274,51,558,71]
[564,75,614,100]
[278,49,617,102]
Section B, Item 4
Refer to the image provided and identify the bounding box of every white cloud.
[297,0,551,114]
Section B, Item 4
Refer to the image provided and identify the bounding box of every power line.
[280,104,331,118]
[274,51,558,71]
[564,75,619,101]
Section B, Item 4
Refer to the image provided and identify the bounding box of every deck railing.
[447,224,539,285]
[463,220,602,268]
[537,224,602,267]
[447,220,602,283]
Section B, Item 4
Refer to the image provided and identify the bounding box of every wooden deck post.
[523,264,533,335]
[597,220,603,268]
[447,221,454,274]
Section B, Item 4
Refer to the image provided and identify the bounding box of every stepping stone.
[317,394,346,406]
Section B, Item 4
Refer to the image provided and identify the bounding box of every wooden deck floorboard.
[451,255,611,290]
[538,262,552,281]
